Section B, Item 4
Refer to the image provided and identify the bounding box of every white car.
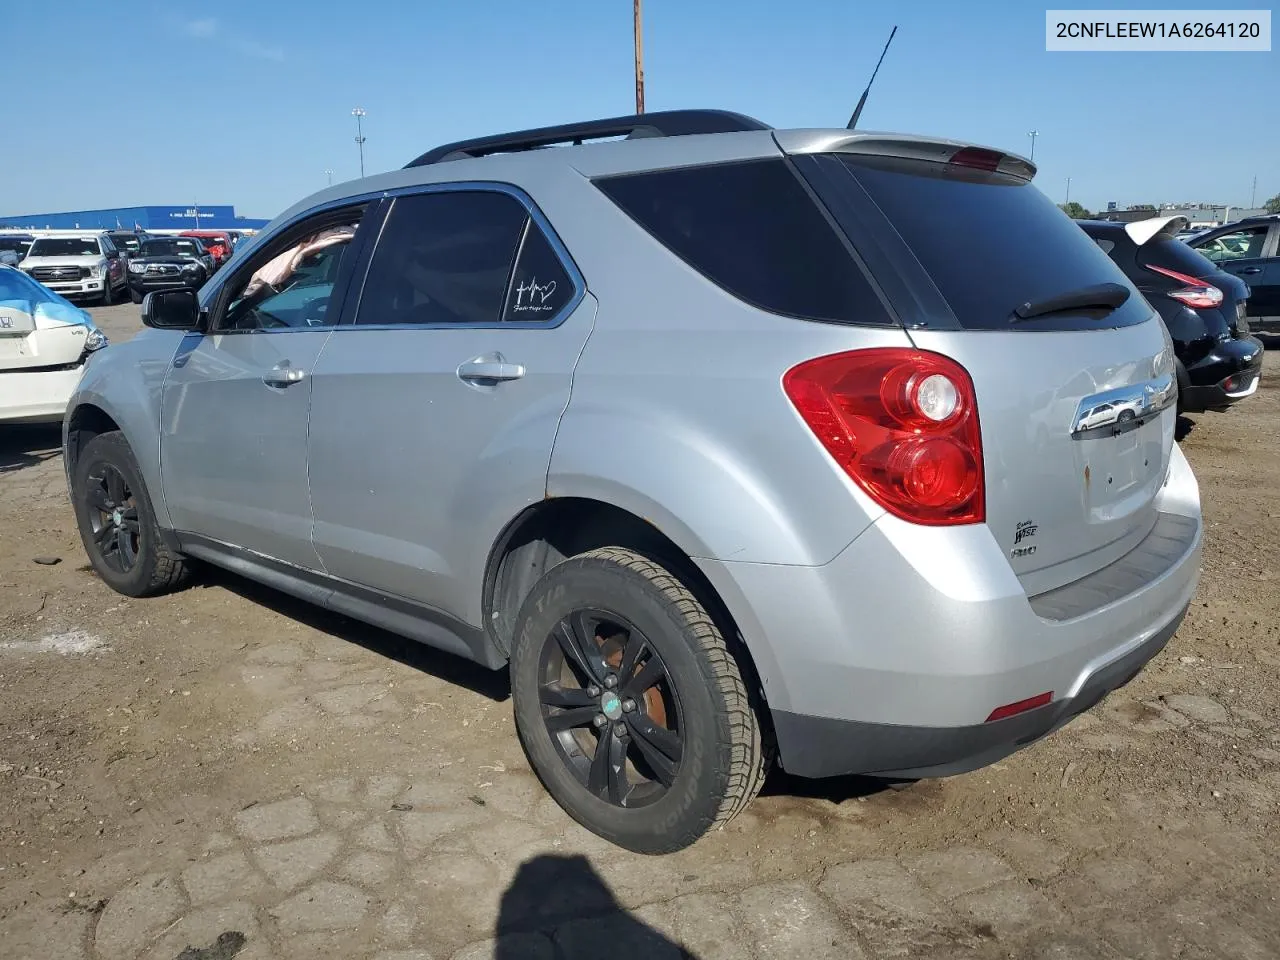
[0,266,108,423]
[19,234,129,305]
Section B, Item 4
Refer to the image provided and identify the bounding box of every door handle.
[457,355,525,383]
[263,362,306,387]
[1237,267,1263,275]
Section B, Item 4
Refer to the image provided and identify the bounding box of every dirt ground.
[1,303,1277,960]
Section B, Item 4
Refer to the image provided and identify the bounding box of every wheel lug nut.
[592,714,608,728]
[604,675,617,689]
[613,722,627,737]
[621,699,636,713]
[587,685,601,697]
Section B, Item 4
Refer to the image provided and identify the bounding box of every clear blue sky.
[3,1,1276,218]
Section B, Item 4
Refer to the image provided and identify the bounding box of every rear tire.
[71,431,191,597]
[510,547,769,854]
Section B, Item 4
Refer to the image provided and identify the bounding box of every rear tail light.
[1146,264,1223,309]
[783,348,984,525]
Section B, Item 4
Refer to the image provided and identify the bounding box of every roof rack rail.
[403,109,771,168]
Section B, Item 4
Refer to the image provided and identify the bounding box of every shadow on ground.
[496,854,692,959]
[207,569,513,702]
[0,422,62,473]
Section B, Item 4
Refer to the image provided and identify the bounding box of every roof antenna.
[847,25,898,130]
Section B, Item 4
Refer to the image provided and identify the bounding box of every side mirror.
[142,289,203,331]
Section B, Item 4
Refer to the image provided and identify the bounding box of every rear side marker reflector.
[986,691,1053,723]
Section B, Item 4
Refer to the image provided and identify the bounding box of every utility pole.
[325,168,334,187]
[352,107,367,178]
[633,0,645,114]
[193,201,199,229]
[1065,177,1071,205]
[1251,175,1257,209]
[1027,130,1039,162]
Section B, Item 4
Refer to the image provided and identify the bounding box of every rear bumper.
[1181,336,1264,412]
[695,444,1202,780]
[0,365,85,423]
[772,603,1185,778]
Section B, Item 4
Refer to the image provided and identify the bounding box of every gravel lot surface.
[1,303,1277,959]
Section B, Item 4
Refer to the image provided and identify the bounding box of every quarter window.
[502,218,573,321]
[595,159,888,324]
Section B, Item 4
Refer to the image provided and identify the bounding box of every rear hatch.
[786,137,1176,593]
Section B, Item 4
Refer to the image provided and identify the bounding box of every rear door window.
[595,159,891,325]
[814,155,1150,331]
[354,190,527,326]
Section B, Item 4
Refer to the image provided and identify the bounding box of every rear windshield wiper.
[1012,282,1130,321]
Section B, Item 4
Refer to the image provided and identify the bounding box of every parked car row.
[1080,215,1264,414]
[0,228,246,304]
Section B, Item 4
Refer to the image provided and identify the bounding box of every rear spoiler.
[1124,216,1189,246]
[773,130,1037,182]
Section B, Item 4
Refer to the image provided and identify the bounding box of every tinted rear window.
[595,159,890,325]
[1139,236,1222,279]
[835,156,1146,330]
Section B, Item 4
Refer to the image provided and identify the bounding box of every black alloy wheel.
[538,608,685,809]
[83,462,141,573]
[510,547,770,854]
[71,431,191,597]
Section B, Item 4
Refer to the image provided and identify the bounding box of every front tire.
[71,431,190,597]
[129,287,143,304]
[99,277,114,306]
[510,547,769,854]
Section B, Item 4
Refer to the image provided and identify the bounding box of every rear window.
[833,156,1148,330]
[1141,236,1225,280]
[595,159,890,325]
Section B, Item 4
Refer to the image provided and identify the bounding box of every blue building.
[0,204,270,231]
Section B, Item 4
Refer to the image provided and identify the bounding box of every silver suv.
[63,110,1202,854]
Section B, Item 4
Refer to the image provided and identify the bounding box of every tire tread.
[574,546,771,835]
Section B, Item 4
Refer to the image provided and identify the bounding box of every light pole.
[1065,177,1071,205]
[633,0,645,114]
[325,168,334,186]
[1027,129,1039,162]
[351,107,367,178]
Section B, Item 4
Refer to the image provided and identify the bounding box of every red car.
[180,230,234,270]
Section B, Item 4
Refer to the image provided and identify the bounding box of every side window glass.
[502,220,574,321]
[1199,227,1267,262]
[218,215,363,331]
[354,191,527,326]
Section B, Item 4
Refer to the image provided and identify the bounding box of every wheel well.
[65,404,120,474]
[484,498,765,693]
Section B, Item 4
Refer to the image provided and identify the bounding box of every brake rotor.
[601,631,668,728]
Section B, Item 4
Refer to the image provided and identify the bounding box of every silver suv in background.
[20,233,129,304]
[62,110,1201,854]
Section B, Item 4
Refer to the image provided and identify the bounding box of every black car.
[1187,214,1280,336]
[104,230,148,260]
[1080,216,1264,413]
[126,237,210,303]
